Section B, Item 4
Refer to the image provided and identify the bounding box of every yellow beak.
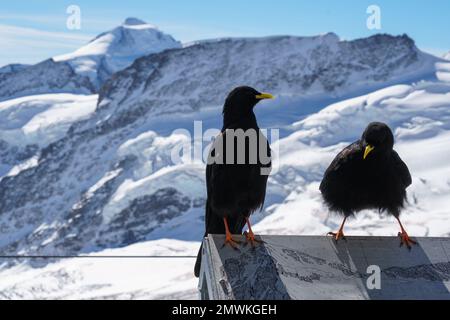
[363,145,375,160]
[255,92,274,100]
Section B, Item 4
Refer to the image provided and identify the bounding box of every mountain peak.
[53,18,181,89]
[320,32,339,41]
[121,17,158,30]
[123,17,147,26]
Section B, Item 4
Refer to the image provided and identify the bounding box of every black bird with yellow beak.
[194,86,273,277]
[320,122,416,248]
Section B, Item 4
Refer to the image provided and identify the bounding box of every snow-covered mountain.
[97,33,438,122]
[0,18,181,102]
[0,32,441,257]
[0,64,29,74]
[0,94,98,177]
[259,82,450,237]
[0,239,199,299]
[54,18,181,89]
[0,59,96,102]
[437,53,450,82]
[1,79,449,299]
[0,22,449,299]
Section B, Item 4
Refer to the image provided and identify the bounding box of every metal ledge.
[198,235,450,300]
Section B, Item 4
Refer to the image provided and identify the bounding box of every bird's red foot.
[327,230,346,242]
[398,231,417,250]
[244,230,263,247]
[327,217,347,242]
[222,217,241,250]
[222,233,241,250]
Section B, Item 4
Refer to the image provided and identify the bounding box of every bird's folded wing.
[392,150,412,188]
[323,142,361,176]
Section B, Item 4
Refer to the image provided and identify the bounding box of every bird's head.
[361,122,394,160]
[222,86,274,117]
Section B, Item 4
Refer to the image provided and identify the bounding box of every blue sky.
[1,0,450,66]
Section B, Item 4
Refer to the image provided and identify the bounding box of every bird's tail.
[194,200,247,277]
[194,233,206,278]
[195,197,214,278]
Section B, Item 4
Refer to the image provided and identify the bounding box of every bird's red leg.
[244,217,263,247]
[396,217,417,250]
[222,217,241,250]
[328,217,347,242]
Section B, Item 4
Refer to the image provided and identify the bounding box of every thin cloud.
[0,24,95,66]
[0,13,67,25]
[0,24,94,42]
[0,13,118,31]
[420,47,448,58]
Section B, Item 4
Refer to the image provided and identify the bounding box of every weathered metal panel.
[199,235,450,300]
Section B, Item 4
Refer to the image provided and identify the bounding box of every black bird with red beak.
[320,122,416,248]
[194,86,273,277]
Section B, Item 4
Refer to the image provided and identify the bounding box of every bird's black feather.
[392,150,412,188]
[194,87,271,277]
[320,122,411,218]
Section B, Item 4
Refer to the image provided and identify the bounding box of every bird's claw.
[221,235,241,250]
[243,231,263,247]
[398,231,417,250]
[327,231,346,242]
